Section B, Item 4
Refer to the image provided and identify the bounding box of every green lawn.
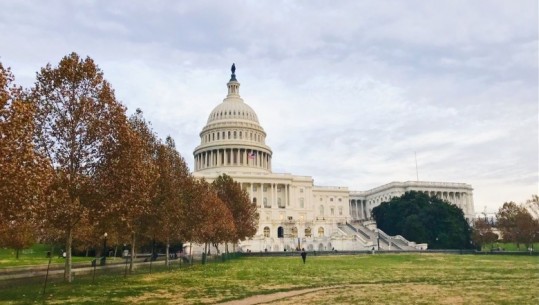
[0,244,97,268]
[0,253,537,304]
[481,242,538,252]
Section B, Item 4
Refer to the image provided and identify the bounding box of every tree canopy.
[31,52,127,282]
[0,63,52,257]
[496,200,539,248]
[372,191,472,249]
[212,174,258,243]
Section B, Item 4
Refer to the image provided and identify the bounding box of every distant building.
[192,66,474,252]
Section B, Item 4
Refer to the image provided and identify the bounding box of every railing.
[338,224,368,244]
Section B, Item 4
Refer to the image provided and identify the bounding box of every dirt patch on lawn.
[216,283,484,305]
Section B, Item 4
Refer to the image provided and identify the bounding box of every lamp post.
[377,231,380,251]
[102,232,108,265]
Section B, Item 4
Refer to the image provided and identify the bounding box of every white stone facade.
[192,67,475,252]
[350,181,475,222]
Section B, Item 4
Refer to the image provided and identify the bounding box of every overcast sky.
[1,0,537,213]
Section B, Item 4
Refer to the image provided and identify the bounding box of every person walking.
[301,248,307,264]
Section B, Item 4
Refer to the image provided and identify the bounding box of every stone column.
[272,183,276,207]
[285,184,288,206]
[361,200,366,219]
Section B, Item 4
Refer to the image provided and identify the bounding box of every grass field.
[0,253,537,304]
[0,245,90,268]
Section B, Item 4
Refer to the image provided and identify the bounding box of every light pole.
[102,232,108,265]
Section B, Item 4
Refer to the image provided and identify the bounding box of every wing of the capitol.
[192,65,475,252]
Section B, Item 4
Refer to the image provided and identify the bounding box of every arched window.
[228,131,231,139]
[217,133,220,140]
[277,227,284,238]
[252,197,257,204]
[277,198,283,207]
[234,131,237,139]
[330,207,334,216]
[263,197,269,208]
[263,227,270,238]
[318,227,325,237]
[319,205,324,215]
[305,227,312,237]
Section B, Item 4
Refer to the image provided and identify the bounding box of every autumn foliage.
[0,53,258,281]
[0,64,52,258]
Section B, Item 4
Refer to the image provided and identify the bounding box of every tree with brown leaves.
[496,201,539,249]
[150,136,191,266]
[31,53,126,282]
[471,217,498,250]
[212,174,258,252]
[195,179,235,258]
[95,109,158,272]
[0,63,52,258]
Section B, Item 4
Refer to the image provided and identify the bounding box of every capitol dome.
[206,95,260,124]
[193,64,273,173]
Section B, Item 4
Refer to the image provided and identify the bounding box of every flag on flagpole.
[248,152,255,159]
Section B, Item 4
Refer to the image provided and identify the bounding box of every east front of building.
[192,65,474,252]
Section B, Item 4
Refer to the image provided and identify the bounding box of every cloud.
[0,0,537,213]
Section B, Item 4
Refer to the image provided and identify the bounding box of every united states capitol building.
[192,65,475,252]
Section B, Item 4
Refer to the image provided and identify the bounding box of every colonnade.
[349,199,369,220]
[243,182,290,209]
[194,148,271,171]
[349,190,473,221]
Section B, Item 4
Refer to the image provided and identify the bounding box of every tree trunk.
[165,239,170,267]
[129,232,136,272]
[65,228,73,282]
[189,243,193,265]
[114,245,118,258]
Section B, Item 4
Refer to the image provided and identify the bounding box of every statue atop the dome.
[230,63,237,81]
